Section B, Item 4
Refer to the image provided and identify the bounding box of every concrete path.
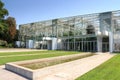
[39,53,114,80]
[0,66,28,80]
[0,53,48,58]
[0,53,114,80]
[0,48,46,53]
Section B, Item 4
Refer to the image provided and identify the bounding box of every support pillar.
[109,32,113,53]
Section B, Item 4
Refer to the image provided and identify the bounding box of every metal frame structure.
[19,10,120,52]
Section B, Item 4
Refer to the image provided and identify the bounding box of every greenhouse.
[19,10,120,52]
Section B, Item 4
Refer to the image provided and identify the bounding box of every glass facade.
[112,11,120,52]
[19,10,120,52]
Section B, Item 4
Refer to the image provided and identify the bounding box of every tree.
[0,0,9,40]
[14,29,19,41]
[0,0,17,48]
[6,17,16,43]
[0,0,8,19]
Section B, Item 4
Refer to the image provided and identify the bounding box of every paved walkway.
[0,48,46,53]
[0,53,48,58]
[0,53,114,80]
[0,66,28,80]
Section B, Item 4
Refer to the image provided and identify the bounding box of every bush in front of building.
[0,40,8,48]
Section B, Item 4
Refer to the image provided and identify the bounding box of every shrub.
[0,40,7,46]
[7,43,13,48]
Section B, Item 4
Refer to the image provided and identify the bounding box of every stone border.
[5,53,93,80]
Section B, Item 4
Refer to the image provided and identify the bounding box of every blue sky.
[2,0,120,29]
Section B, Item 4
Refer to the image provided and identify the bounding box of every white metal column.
[109,32,113,53]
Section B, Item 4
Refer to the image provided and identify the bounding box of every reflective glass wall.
[113,11,120,52]
[19,13,99,50]
[19,10,120,52]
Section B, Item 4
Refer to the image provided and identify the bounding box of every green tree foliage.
[0,0,8,19]
[0,0,9,40]
[0,0,17,47]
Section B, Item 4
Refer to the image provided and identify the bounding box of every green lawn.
[0,50,80,65]
[76,54,120,80]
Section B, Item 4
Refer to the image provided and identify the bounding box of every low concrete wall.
[5,63,33,80]
[5,53,94,80]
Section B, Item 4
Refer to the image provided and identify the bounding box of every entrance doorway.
[42,37,57,50]
[47,40,52,50]
[102,37,109,52]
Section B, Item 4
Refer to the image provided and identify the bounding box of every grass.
[20,53,94,69]
[0,50,81,65]
[76,54,120,80]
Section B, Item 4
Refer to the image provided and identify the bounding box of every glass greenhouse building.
[19,10,120,52]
